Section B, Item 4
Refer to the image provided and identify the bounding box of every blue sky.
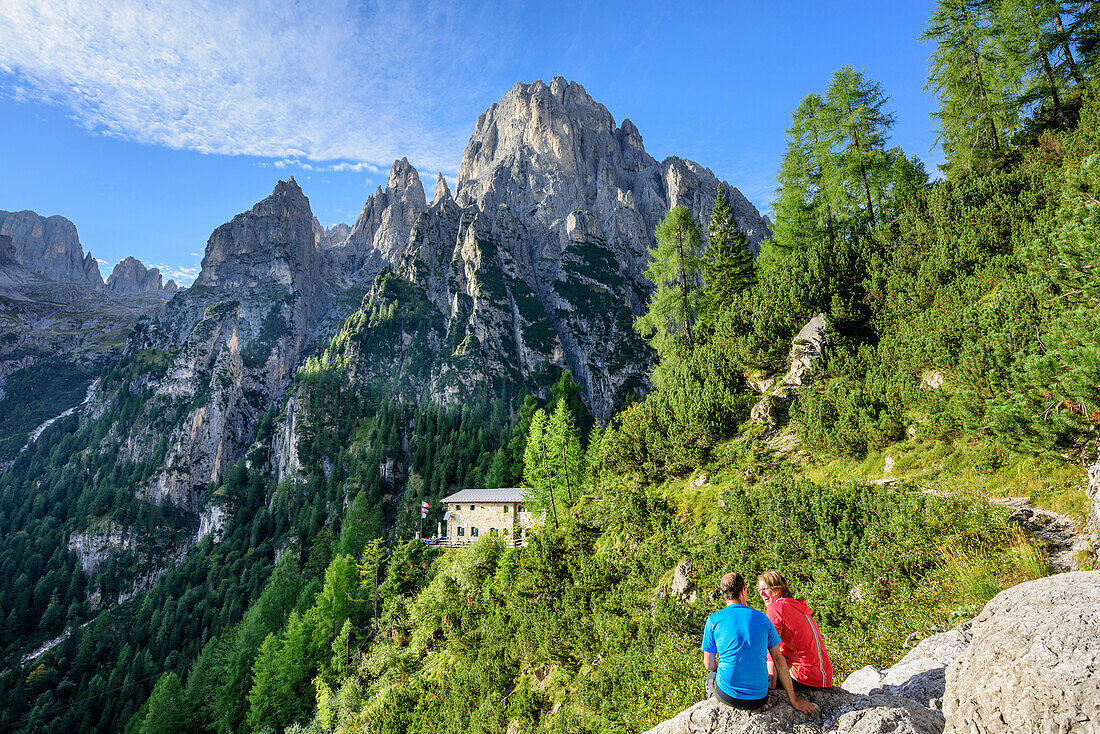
[0,1,941,285]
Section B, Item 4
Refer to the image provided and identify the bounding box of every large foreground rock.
[942,571,1100,734]
[843,628,971,710]
[643,689,944,734]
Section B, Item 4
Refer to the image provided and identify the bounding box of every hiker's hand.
[792,697,816,717]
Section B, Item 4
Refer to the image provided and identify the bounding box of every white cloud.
[0,0,517,172]
[153,262,201,286]
[267,158,382,174]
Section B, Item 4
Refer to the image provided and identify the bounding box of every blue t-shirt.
[700,603,780,699]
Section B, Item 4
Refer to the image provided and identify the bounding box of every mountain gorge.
[0,76,770,698]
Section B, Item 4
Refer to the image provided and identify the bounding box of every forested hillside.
[2,2,1099,733]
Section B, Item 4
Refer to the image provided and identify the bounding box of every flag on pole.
[420,501,429,518]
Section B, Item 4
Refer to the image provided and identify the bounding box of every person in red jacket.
[757,571,833,690]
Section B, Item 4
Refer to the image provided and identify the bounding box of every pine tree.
[521,410,557,525]
[634,206,705,356]
[922,0,1019,173]
[700,187,755,333]
[825,66,896,226]
[545,398,584,504]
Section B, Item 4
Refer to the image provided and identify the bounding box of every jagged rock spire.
[431,173,453,206]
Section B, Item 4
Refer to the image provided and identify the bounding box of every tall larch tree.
[772,94,838,249]
[825,66,896,227]
[634,206,705,355]
[923,0,1019,173]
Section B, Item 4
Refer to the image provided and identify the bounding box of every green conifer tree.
[139,672,189,734]
[922,0,1019,173]
[634,207,705,356]
[700,187,755,333]
[521,410,557,525]
[825,66,896,226]
[545,398,584,504]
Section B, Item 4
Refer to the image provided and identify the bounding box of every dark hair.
[720,572,746,601]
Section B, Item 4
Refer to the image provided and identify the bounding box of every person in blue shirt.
[701,572,816,715]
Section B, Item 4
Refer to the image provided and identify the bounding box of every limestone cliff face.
[106,256,173,294]
[133,178,331,507]
[0,234,16,267]
[336,78,770,421]
[0,210,104,287]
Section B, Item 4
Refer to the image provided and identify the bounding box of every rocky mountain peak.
[106,256,167,294]
[326,158,427,281]
[192,177,321,296]
[0,210,105,287]
[431,173,453,206]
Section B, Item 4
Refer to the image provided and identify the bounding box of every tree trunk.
[676,224,694,350]
[561,441,572,504]
[843,96,876,225]
[1031,6,1072,129]
[970,43,1000,151]
[1055,12,1083,85]
[540,440,558,526]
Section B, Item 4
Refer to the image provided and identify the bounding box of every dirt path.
[991,497,1088,572]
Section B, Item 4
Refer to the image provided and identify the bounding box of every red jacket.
[766,597,833,687]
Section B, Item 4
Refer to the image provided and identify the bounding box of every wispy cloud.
[0,0,517,172]
[264,158,382,174]
[153,262,201,286]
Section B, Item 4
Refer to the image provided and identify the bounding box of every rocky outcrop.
[133,178,330,507]
[843,629,971,711]
[643,690,944,734]
[314,218,351,251]
[650,573,1100,734]
[942,571,1100,734]
[0,210,104,287]
[106,256,170,294]
[67,524,135,575]
[326,158,426,281]
[0,234,16,267]
[751,314,827,430]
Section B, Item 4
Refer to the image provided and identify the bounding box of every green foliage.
[699,187,755,337]
[0,358,94,459]
[923,0,1018,173]
[136,673,189,734]
[634,207,705,356]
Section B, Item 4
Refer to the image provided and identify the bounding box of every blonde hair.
[758,570,792,598]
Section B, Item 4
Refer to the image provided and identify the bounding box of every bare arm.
[703,650,718,671]
[770,645,815,716]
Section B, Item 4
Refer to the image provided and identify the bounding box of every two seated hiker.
[699,571,824,716]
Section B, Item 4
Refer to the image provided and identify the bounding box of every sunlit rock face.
[0,209,104,287]
[336,77,771,421]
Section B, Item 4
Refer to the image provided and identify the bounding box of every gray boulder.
[643,689,944,734]
[942,571,1100,734]
[751,313,827,429]
[843,628,971,710]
